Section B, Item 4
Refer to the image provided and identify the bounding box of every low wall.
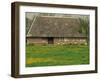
[26,37,48,45]
[26,37,87,45]
[54,38,87,45]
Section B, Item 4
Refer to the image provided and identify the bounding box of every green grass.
[26,44,89,67]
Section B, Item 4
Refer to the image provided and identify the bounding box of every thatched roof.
[27,16,86,38]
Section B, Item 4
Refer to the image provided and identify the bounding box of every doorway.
[48,37,54,44]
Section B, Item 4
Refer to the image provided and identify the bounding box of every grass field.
[26,44,89,67]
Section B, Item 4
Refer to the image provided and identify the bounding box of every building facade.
[26,16,88,45]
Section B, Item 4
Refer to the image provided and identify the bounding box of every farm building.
[26,16,88,45]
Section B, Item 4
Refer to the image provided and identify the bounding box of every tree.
[79,17,89,45]
[26,18,33,35]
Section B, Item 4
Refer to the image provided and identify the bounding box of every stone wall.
[27,37,87,45]
[54,38,87,45]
